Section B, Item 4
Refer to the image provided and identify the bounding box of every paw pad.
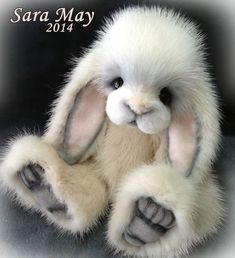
[123,197,175,246]
[20,164,44,190]
[19,163,70,219]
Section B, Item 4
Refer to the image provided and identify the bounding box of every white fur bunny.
[0,6,223,258]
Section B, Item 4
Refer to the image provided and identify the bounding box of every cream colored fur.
[0,6,223,258]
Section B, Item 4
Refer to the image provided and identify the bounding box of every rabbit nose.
[126,102,153,115]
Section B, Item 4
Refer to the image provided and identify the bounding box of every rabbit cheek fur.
[0,6,224,258]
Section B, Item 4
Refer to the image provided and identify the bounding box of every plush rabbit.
[0,6,223,258]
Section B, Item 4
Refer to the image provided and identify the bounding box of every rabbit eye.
[110,77,124,89]
[159,87,173,106]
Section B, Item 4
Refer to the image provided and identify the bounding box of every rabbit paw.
[123,197,175,246]
[19,164,70,219]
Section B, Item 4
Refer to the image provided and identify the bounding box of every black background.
[1,0,234,143]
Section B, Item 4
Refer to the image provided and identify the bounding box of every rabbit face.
[101,46,174,134]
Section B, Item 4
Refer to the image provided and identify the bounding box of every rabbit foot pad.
[123,197,175,246]
[19,164,70,219]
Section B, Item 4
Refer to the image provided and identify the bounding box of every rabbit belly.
[97,122,158,196]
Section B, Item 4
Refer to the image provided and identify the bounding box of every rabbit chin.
[136,118,169,134]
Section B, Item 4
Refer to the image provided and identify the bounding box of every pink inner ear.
[64,85,106,163]
[168,113,198,176]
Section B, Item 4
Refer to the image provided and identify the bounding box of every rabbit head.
[44,7,220,178]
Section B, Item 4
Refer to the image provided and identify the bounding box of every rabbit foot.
[123,197,175,246]
[19,164,70,219]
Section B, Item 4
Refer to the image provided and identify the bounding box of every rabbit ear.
[168,111,200,177]
[43,52,106,165]
[60,83,106,164]
[167,80,220,179]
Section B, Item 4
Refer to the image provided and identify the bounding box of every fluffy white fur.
[0,6,223,258]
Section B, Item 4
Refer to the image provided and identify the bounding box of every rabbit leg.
[107,164,223,258]
[0,135,108,234]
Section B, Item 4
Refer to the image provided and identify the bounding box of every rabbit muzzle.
[105,87,171,134]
